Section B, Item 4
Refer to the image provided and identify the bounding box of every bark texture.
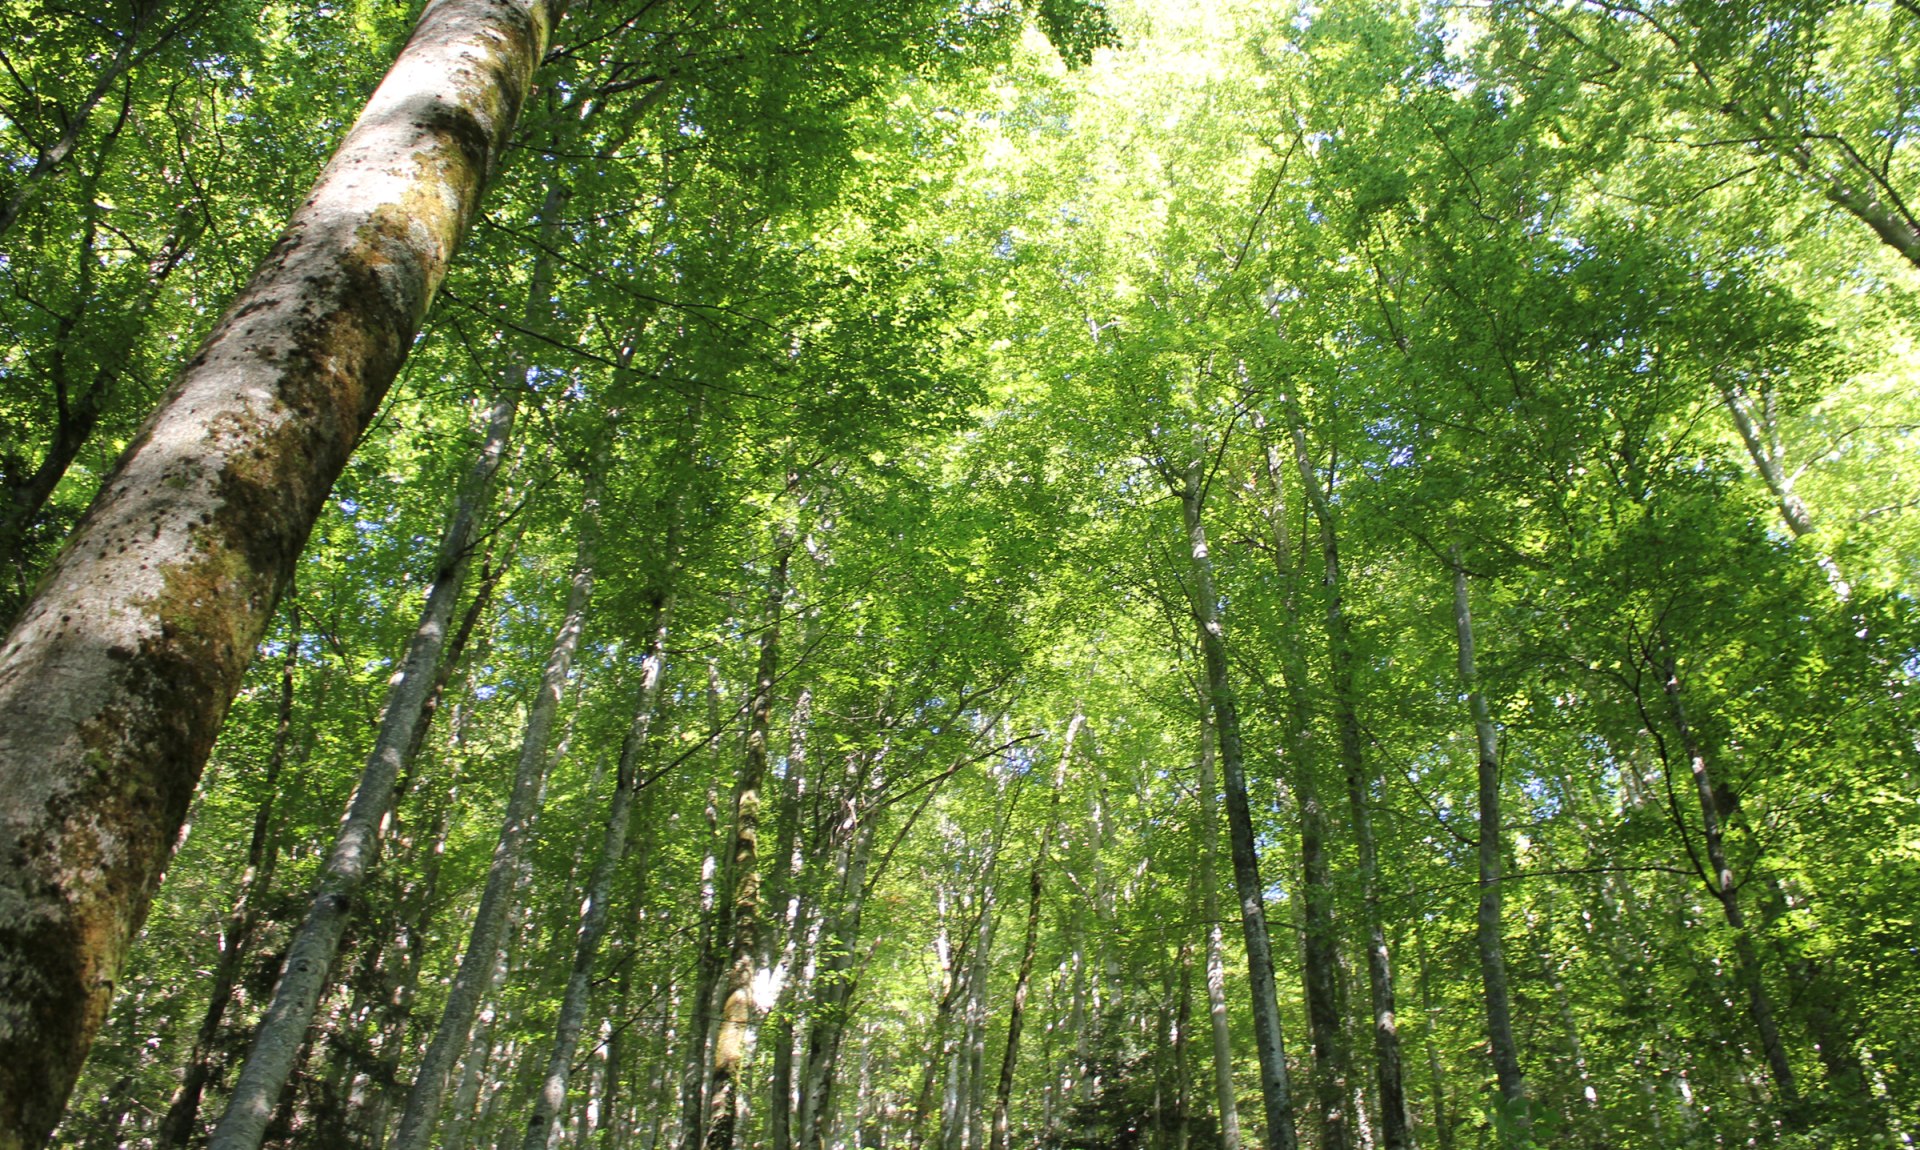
[1288,411,1414,1150]
[0,0,556,1140]
[1255,412,1350,1150]
[1194,715,1243,1150]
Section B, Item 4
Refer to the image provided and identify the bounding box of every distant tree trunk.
[1253,410,1351,1150]
[207,389,523,1150]
[522,577,675,1150]
[390,477,601,1150]
[1287,410,1413,1150]
[0,0,557,1133]
[1173,449,1299,1150]
[705,531,796,1150]
[1448,551,1526,1137]
[1193,713,1243,1150]
[796,779,882,1150]
[769,685,817,1150]
[154,618,301,1150]
[1658,654,1800,1111]
[988,713,1083,1150]
[678,659,731,1150]
[1412,920,1452,1150]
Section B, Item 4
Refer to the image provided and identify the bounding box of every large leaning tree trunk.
[1170,446,1300,1150]
[1448,550,1527,1140]
[0,0,559,1141]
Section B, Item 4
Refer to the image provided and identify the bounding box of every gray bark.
[1254,411,1351,1150]
[1449,552,1526,1136]
[1194,714,1243,1150]
[1287,412,1413,1150]
[704,533,795,1150]
[207,386,522,1150]
[521,582,675,1150]
[0,0,557,1137]
[1173,451,1299,1150]
[389,480,600,1150]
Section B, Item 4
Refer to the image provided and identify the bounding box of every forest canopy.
[0,0,1915,1148]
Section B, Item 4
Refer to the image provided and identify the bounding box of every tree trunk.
[678,658,731,1150]
[1253,410,1351,1150]
[1173,451,1299,1150]
[389,478,600,1150]
[1287,411,1413,1150]
[521,578,675,1150]
[154,618,301,1150]
[1193,714,1243,1150]
[987,714,1082,1150]
[796,784,882,1150]
[0,0,557,1135]
[1448,551,1526,1137]
[704,532,795,1150]
[207,387,522,1150]
[1659,655,1800,1110]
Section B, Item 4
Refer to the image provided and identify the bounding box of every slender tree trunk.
[769,685,817,1150]
[1448,552,1526,1137]
[0,0,558,1132]
[1287,412,1413,1150]
[1660,655,1800,1110]
[207,389,522,1150]
[678,659,730,1150]
[0,4,153,243]
[1412,920,1451,1150]
[704,532,795,1150]
[389,479,600,1150]
[1194,714,1243,1150]
[987,714,1082,1150]
[155,619,301,1150]
[796,787,882,1150]
[522,579,675,1150]
[1253,411,1351,1150]
[1173,452,1299,1150]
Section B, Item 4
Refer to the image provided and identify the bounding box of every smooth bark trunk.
[1448,553,1526,1135]
[1254,411,1352,1150]
[207,389,521,1150]
[390,481,600,1150]
[1194,715,1244,1150]
[0,0,556,1137]
[1174,454,1299,1150]
[1287,412,1413,1150]
[521,581,674,1150]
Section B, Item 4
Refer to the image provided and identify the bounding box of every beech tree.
[5,2,1918,1150]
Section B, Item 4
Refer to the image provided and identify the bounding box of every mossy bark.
[0,0,556,1141]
